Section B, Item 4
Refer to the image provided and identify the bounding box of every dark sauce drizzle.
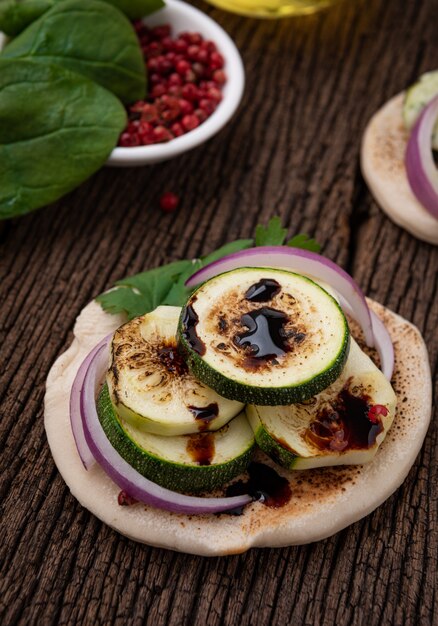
[181,302,206,355]
[158,345,188,375]
[307,387,384,451]
[188,403,219,431]
[186,432,215,466]
[234,307,289,361]
[245,278,281,302]
[224,462,292,515]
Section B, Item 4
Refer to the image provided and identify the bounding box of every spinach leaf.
[0,59,126,219]
[1,0,146,103]
[287,233,321,252]
[0,0,50,36]
[0,0,164,37]
[254,216,288,246]
[109,0,164,19]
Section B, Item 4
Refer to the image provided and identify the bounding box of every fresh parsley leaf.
[255,217,287,246]
[96,243,256,320]
[96,259,196,320]
[96,288,155,320]
[96,218,321,320]
[287,233,321,252]
[161,259,203,306]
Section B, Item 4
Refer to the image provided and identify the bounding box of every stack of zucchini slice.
[99,306,253,493]
[98,268,396,494]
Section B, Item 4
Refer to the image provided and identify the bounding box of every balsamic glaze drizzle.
[234,307,289,360]
[224,462,292,515]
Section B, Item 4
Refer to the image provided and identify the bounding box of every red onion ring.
[79,342,253,514]
[369,310,394,380]
[69,335,112,469]
[338,296,394,380]
[405,94,438,219]
[185,246,375,347]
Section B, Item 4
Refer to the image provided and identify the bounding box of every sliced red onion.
[70,335,112,469]
[369,310,394,381]
[80,343,253,515]
[338,296,394,381]
[185,246,375,347]
[405,94,438,219]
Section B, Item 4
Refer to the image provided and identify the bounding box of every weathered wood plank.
[1,0,437,624]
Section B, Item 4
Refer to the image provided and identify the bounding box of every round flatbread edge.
[361,92,438,245]
[44,299,432,556]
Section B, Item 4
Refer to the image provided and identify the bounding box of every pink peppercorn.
[182,114,200,131]
[209,52,224,69]
[118,490,138,506]
[160,192,180,213]
[171,123,184,137]
[368,405,389,424]
[152,24,171,38]
[179,98,194,115]
[119,132,140,147]
[152,126,173,142]
[194,109,208,123]
[176,59,191,75]
[173,38,188,53]
[213,70,226,85]
[118,23,227,148]
[181,83,198,101]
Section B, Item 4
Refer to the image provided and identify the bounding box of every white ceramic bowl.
[108,0,245,166]
[0,1,245,168]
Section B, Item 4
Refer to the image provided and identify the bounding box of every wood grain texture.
[1,0,437,624]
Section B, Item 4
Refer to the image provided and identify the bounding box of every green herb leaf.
[161,259,203,306]
[0,0,50,36]
[95,287,153,320]
[0,0,164,36]
[109,0,165,19]
[0,59,126,219]
[287,233,321,252]
[255,217,287,246]
[96,260,200,320]
[1,0,146,103]
[97,220,322,320]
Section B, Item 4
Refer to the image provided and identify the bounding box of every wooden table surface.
[1,0,437,624]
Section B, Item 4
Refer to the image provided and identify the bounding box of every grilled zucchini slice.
[107,306,244,436]
[246,338,396,469]
[98,384,255,493]
[403,70,438,150]
[178,268,350,405]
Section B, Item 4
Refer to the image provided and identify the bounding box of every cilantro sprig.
[96,218,320,320]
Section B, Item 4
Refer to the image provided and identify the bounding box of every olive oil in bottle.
[203,0,342,18]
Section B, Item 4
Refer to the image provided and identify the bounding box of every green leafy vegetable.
[161,260,203,307]
[0,0,50,36]
[97,219,322,320]
[109,0,164,19]
[255,216,288,246]
[0,0,164,37]
[0,59,126,219]
[96,260,199,320]
[287,233,321,252]
[1,0,146,102]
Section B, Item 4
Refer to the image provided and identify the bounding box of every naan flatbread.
[44,299,431,555]
[361,93,438,245]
